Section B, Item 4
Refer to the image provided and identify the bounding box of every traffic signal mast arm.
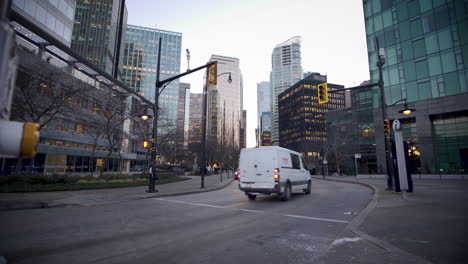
[327,82,380,93]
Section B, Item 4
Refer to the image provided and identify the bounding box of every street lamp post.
[146,37,218,193]
[376,38,393,190]
[200,71,232,188]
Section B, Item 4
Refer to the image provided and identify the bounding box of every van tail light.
[274,168,280,183]
[237,169,241,179]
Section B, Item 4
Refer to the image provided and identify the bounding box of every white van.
[238,146,311,201]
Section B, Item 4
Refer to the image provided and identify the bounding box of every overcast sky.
[126,0,370,148]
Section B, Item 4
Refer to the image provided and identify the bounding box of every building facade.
[12,0,76,47]
[207,55,243,149]
[257,81,271,145]
[176,83,190,162]
[270,36,303,145]
[71,0,127,76]
[188,93,203,166]
[362,0,468,174]
[240,110,247,149]
[121,25,182,133]
[278,73,345,169]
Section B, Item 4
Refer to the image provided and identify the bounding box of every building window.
[46,139,55,145]
[75,123,84,134]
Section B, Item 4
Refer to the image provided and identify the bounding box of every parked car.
[238,146,311,201]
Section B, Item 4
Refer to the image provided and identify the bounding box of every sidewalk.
[314,175,468,264]
[0,173,233,211]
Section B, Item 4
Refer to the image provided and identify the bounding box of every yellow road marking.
[224,201,250,207]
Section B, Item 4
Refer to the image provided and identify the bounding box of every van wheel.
[304,181,311,194]
[247,194,256,200]
[281,183,292,201]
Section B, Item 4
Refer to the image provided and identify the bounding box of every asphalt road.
[0,180,372,264]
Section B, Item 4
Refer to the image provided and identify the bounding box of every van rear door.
[239,148,275,185]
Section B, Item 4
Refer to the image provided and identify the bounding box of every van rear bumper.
[239,183,281,194]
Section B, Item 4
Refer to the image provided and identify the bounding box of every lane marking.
[155,198,349,224]
[240,209,264,213]
[285,214,349,223]
[224,201,250,207]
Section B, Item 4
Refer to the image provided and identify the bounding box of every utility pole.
[376,38,393,190]
[148,37,217,192]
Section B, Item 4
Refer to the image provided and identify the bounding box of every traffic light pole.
[148,37,217,193]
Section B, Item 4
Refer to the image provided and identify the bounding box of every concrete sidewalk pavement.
[315,175,468,264]
[0,173,234,211]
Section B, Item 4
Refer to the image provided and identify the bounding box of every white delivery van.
[238,146,311,201]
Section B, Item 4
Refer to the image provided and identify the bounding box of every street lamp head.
[399,103,416,115]
[139,106,152,120]
[228,73,232,83]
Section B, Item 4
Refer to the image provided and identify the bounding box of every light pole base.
[146,189,158,193]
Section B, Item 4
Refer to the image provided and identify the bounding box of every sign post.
[392,120,408,198]
[354,154,361,181]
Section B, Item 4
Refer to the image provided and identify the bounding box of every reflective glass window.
[25,0,36,16]
[413,39,426,58]
[35,4,46,24]
[372,0,381,14]
[415,60,429,79]
[374,14,383,32]
[418,81,431,100]
[431,78,440,97]
[387,46,397,65]
[406,81,419,102]
[385,28,396,46]
[407,0,420,18]
[399,21,411,41]
[425,33,439,54]
[366,18,374,34]
[401,40,414,61]
[444,72,460,95]
[383,10,393,28]
[441,51,456,73]
[404,61,417,81]
[389,65,400,85]
[438,28,452,51]
[410,18,423,37]
[46,11,56,31]
[397,1,408,21]
[428,54,442,76]
[420,0,433,13]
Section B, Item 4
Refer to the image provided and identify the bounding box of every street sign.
[354,153,361,159]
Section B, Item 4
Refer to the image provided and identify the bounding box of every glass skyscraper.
[12,0,76,47]
[257,81,271,136]
[270,36,303,145]
[207,55,243,149]
[71,0,127,76]
[121,25,182,130]
[362,0,468,174]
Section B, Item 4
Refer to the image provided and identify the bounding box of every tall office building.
[12,0,76,47]
[71,0,127,76]
[207,55,243,149]
[362,0,468,174]
[176,83,190,161]
[270,36,303,145]
[257,81,271,143]
[240,110,247,149]
[278,73,345,157]
[188,93,203,164]
[121,25,182,130]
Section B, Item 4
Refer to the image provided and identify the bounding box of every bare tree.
[10,66,91,173]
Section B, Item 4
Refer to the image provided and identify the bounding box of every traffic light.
[317,83,328,104]
[383,120,391,137]
[208,63,217,87]
[143,139,154,150]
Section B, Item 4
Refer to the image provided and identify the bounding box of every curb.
[312,176,432,264]
[136,179,235,200]
[0,178,235,211]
